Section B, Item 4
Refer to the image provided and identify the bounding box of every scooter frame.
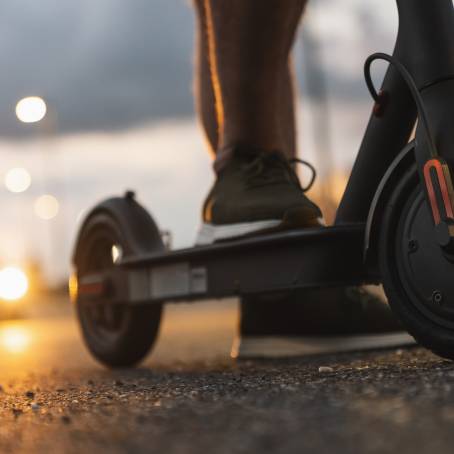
[73,0,454,364]
[83,0,454,301]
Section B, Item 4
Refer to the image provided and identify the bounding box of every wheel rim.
[77,223,131,346]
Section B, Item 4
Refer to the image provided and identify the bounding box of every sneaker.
[196,146,324,245]
[232,286,415,358]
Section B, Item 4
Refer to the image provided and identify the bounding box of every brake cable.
[364,52,438,158]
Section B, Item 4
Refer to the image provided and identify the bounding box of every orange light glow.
[0,267,28,301]
[0,327,31,354]
[68,273,78,303]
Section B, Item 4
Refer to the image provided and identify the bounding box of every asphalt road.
[1,297,454,454]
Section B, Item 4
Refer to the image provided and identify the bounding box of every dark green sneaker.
[232,287,415,358]
[196,146,324,245]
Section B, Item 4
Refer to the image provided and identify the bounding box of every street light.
[14,97,58,221]
[0,266,28,301]
[15,96,47,124]
[14,96,58,284]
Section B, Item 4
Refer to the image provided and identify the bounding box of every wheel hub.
[397,189,454,328]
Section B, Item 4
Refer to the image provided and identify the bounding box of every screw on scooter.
[71,0,454,367]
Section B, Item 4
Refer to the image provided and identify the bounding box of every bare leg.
[193,0,322,246]
[193,0,306,159]
[192,2,406,359]
[194,0,218,154]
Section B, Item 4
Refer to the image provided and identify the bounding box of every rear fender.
[72,192,164,265]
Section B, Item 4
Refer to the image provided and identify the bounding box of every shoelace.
[289,157,317,192]
[243,151,317,192]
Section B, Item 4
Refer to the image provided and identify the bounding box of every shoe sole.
[196,217,325,245]
[231,332,416,358]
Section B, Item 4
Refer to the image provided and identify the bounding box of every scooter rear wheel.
[380,166,454,360]
[73,198,163,368]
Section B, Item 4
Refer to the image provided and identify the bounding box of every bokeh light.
[34,194,59,220]
[15,96,47,123]
[68,273,78,303]
[0,266,29,301]
[4,167,32,193]
[0,327,31,354]
[111,245,122,263]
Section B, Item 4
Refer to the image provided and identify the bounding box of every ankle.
[213,143,279,173]
[213,146,235,173]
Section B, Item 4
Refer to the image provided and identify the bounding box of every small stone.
[25,391,35,399]
[31,403,40,411]
[0,385,4,392]
[318,366,334,373]
[114,380,124,387]
[61,415,71,425]
[12,408,23,418]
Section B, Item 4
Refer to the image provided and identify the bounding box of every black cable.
[364,52,437,158]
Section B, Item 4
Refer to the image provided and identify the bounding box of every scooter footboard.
[121,225,377,304]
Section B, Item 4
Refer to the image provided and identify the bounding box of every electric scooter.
[71,0,454,367]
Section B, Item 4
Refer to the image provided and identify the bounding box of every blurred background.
[0,0,398,314]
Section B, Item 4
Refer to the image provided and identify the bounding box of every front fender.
[364,140,416,266]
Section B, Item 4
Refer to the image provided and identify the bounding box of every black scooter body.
[72,0,454,367]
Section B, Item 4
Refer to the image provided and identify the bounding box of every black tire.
[379,165,454,360]
[73,197,163,368]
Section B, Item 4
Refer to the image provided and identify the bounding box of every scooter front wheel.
[380,166,454,360]
[72,196,163,368]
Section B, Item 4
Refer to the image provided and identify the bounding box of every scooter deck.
[119,224,379,304]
